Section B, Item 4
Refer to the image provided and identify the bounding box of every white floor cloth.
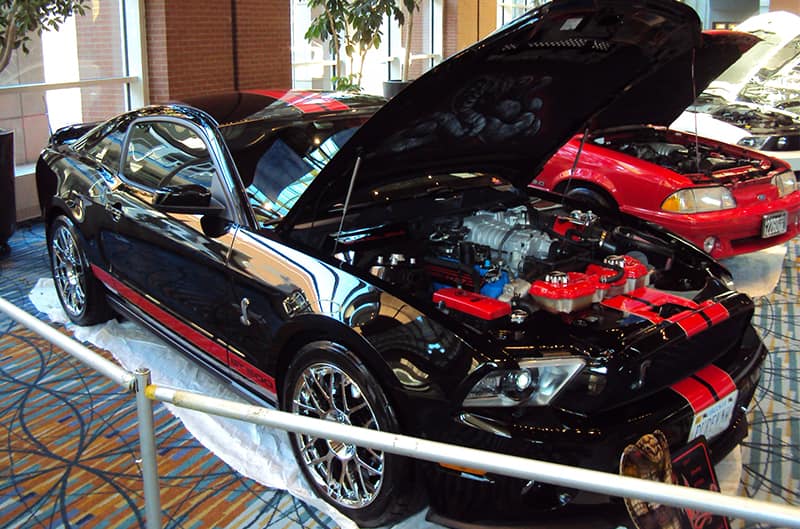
[28,244,782,528]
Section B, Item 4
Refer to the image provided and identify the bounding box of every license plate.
[761,211,788,238]
[689,390,738,442]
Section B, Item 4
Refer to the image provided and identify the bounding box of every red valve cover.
[433,288,512,320]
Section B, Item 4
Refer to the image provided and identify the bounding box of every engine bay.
[329,196,726,333]
[591,129,767,179]
[712,103,799,132]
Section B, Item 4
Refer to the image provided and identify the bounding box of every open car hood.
[591,30,759,129]
[286,0,707,226]
[706,11,800,101]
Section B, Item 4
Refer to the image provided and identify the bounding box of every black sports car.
[37,1,766,527]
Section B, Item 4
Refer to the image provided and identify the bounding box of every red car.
[534,31,800,259]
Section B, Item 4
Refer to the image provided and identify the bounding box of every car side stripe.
[91,265,230,365]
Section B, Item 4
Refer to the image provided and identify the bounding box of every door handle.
[106,202,123,222]
[239,297,251,326]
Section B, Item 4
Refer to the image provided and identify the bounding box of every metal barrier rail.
[2,296,800,529]
[0,297,161,529]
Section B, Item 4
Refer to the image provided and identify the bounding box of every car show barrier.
[2,295,800,529]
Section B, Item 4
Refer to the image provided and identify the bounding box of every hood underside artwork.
[287,0,712,225]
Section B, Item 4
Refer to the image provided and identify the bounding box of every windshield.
[222,118,367,228]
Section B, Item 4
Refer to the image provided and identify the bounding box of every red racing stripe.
[91,265,230,365]
[229,354,277,395]
[670,312,708,337]
[671,376,716,413]
[92,265,279,396]
[245,89,350,113]
[694,364,736,399]
[700,302,730,325]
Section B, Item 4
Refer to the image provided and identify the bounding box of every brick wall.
[144,0,291,103]
[235,0,292,90]
[76,0,125,121]
[770,0,800,12]
[145,0,170,103]
[443,0,459,60]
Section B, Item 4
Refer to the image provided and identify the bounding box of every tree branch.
[0,0,19,74]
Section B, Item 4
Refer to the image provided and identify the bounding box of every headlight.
[737,136,770,150]
[463,357,585,407]
[772,171,797,197]
[661,187,736,213]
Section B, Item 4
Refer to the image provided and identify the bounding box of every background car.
[535,30,800,259]
[36,2,766,527]
[671,11,800,172]
[536,128,800,258]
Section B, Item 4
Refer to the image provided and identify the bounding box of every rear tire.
[49,215,112,325]
[282,341,421,526]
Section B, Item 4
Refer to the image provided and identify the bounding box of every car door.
[97,118,239,367]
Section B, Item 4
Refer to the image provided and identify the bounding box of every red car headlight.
[661,187,736,213]
[772,171,798,197]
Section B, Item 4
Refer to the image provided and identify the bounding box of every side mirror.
[153,184,223,214]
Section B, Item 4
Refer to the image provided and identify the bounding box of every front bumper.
[627,192,800,258]
[421,325,766,526]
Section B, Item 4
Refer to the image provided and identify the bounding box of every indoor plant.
[383,0,421,98]
[305,0,400,91]
[0,0,88,256]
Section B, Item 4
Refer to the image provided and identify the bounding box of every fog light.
[703,236,717,254]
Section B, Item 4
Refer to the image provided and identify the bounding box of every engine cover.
[463,207,553,273]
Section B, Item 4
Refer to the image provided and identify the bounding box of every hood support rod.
[332,154,363,259]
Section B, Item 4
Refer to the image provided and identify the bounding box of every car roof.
[177,90,385,127]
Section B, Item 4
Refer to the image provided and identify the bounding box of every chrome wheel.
[51,222,87,317]
[291,362,384,509]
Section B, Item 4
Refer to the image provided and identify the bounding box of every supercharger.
[462,206,554,274]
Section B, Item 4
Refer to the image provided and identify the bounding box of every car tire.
[282,341,420,527]
[564,185,616,211]
[49,215,112,326]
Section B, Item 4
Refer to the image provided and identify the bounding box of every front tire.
[563,185,616,211]
[49,215,112,325]
[282,341,420,526]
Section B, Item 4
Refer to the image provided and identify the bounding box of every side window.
[123,121,217,190]
[82,125,126,171]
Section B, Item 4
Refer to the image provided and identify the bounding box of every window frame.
[118,116,240,219]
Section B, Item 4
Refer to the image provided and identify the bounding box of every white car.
[671,12,800,172]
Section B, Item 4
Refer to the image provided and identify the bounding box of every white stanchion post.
[134,368,163,529]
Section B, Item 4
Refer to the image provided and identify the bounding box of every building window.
[497,0,548,27]
[291,0,443,95]
[0,0,146,171]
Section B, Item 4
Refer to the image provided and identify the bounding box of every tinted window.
[123,121,216,189]
[248,127,357,217]
[81,122,127,171]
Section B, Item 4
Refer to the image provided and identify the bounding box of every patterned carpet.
[741,240,800,512]
[0,223,336,529]
[0,222,797,528]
